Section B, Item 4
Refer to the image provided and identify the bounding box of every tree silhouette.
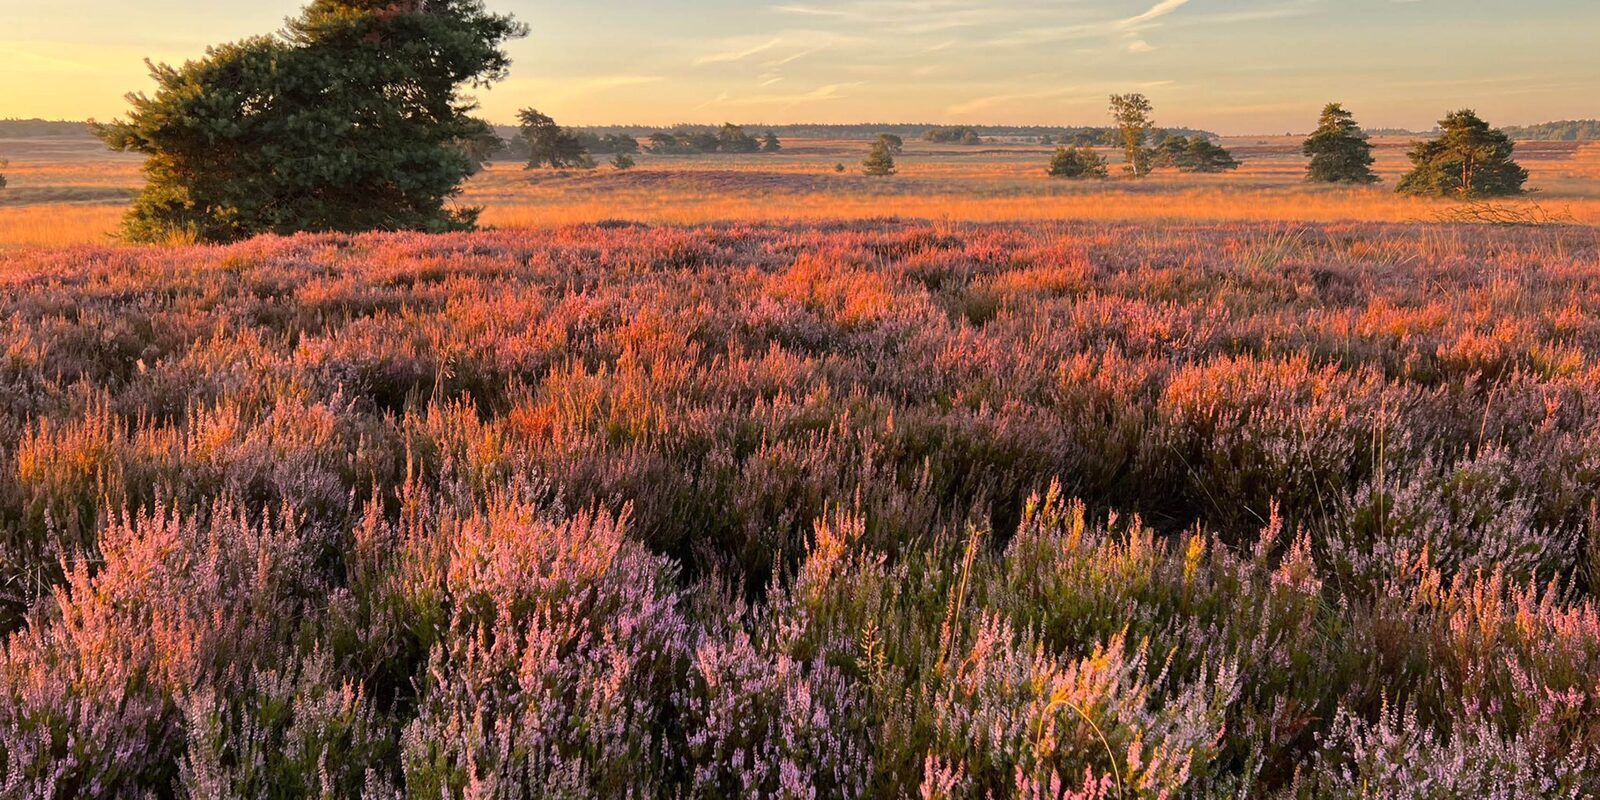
[1398,110,1528,198]
[519,109,589,169]
[1303,103,1379,184]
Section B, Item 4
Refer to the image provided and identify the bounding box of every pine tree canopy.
[1397,109,1529,198]
[1303,103,1379,185]
[862,140,897,176]
[95,0,526,243]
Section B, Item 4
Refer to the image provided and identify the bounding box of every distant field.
[3,131,1598,245]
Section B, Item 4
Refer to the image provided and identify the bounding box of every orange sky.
[3,0,1597,134]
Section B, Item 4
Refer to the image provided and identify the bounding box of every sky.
[1,0,1596,134]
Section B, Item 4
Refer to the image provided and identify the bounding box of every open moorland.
[3,129,1600,245]
[1,209,1599,795]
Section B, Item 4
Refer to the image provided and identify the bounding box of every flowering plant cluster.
[1,220,1597,797]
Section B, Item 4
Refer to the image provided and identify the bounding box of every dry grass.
[0,205,123,246]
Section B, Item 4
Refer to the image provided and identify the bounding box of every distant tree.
[689,130,722,152]
[834,163,846,173]
[1500,119,1600,141]
[1398,110,1528,198]
[459,128,506,165]
[877,133,905,154]
[92,0,526,243]
[0,159,7,191]
[1039,134,1054,145]
[1155,136,1239,173]
[647,132,691,154]
[519,109,588,169]
[1303,103,1378,184]
[924,126,982,145]
[611,152,635,170]
[611,134,642,154]
[718,123,761,153]
[576,132,641,155]
[1108,93,1156,177]
[1046,146,1108,179]
[862,140,896,176]
[761,130,782,152]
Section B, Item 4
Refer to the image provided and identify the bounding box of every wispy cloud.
[694,37,785,66]
[1119,0,1195,30]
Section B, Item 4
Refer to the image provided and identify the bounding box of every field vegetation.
[5,132,1600,248]
[1,218,1598,796]
[4,2,1600,793]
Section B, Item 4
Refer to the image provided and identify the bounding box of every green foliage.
[93,0,526,244]
[878,133,904,154]
[643,126,758,155]
[1501,119,1600,141]
[0,159,7,191]
[1156,136,1240,173]
[1109,93,1156,177]
[718,123,761,153]
[862,139,897,176]
[646,132,694,155]
[1398,110,1529,198]
[612,152,636,171]
[1304,103,1379,184]
[761,130,782,152]
[576,131,641,155]
[1046,146,1107,179]
[924,126,983,145]
[518,108,588,169]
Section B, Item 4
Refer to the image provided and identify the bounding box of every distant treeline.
[494,122,1217,145]
[0,119,89,137]
[1500,120,1600,141]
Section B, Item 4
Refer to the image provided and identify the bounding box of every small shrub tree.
[1046,146,1108,179]
[1398,110,1528,198]
[862,140,896,176]
[924,126,982,144]
[1109,93,1156,177]
[519,109,589,169]
[761,131,782,152]
[1156,136,1239,173]
[0,159,8,191]
[877,133,904,154]
[1303,103,1379,184]
[612,152,636,170]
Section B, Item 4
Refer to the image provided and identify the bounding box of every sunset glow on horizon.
[2,0,1597,134]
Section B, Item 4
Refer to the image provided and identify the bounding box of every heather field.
[2,218,1599,796]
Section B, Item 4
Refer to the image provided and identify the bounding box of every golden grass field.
[3,131,1599,246]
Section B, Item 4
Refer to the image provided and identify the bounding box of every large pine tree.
[1397,110,1528,198]
[1303,103,1379,184]
[96,0,526,243]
